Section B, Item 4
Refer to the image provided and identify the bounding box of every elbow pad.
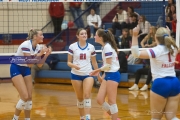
[100,64,111,71]
[131,45,140,58]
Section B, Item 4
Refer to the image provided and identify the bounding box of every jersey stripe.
[105,52,112,56]
[68,49,73,54]
[149,49,156,58]
[168,52,172,62]
[91,51,96,55]
[21,47,30,51]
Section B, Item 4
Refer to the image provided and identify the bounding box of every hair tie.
[163,34,169,38]
[104,29,108,33]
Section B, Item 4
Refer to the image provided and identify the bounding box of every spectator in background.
[31,46,59,83]
[141,26,157,48]
[126,6,139,24]
[49,2,65,42]
[138,15,151,46]
[165,0,176,16]
[112,6,128,35]
[69,2,84,28]
[108,28,120,48]
[120,28,132,49]
[118,51,128,73]
[171,13,176,38]
[127,53,141,65]
[175,49,180,77]
[127,13,138,35]
[166,4,176,30]
[129,60,152,91]
[86,2,101,15]
[87,8,102,38]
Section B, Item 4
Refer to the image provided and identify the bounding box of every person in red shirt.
[69,2,84,28]
[175,49,180,77]
[49,2,65,41]
[171,13,176,38]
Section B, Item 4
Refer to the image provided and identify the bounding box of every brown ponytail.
[96,29,118,53]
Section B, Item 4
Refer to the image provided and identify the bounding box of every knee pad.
[110,104,118,114]
[84,99,91,108]
[102,102,110,112]
[77,100,84,108]
[16,99,26,110]
[24,101,32,110]
[172,117,179,120]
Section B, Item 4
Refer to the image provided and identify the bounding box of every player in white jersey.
[131,26,179,120]
[67,28,98,120]
[90,29,120,120]
[11,29,51,120]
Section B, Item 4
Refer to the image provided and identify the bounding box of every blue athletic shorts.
[71,73,92,81]
[151,77,180,98]
[104,71,121,83]
[10,64,31,78]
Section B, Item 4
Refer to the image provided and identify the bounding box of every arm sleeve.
[91,46,96,57]
[87,15,94,26]
[104,45,113,58]
[68,44,74,55]
[21,42,31,54]
[97,15,102,28]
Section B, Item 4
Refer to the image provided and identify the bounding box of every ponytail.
[27,29,41,40]
[164,36,178,55]
[97,29,118,53]
[106,30,118,53]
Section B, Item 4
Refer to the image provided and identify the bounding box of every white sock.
[12,115,19,120]
[85,114,90,120]
[80,116,85,120]
[25,118,30,120]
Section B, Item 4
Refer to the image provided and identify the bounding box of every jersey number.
[80,53,86,60]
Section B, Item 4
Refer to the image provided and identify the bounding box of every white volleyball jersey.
[68,42,96,75]
[102,43,120,72]
[15,40,41,66]
[147,45,177,81]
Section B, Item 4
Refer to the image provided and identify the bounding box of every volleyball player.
[90,29,120,120]
[131,26,180,120]
[11,29,51,120]
[67,28,98,120]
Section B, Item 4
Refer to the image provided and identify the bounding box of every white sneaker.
[140,84,148,91]
[128,84,139,91]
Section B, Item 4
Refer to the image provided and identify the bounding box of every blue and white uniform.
[147,45,180,98]
[68,42,96,81]
[10,40,41,78]
[102,43,120,83]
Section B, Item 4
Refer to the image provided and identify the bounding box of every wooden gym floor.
[0,82,180,120]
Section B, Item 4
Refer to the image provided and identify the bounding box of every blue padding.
[121,73,128,82]
[115,30,121,37]
[95,46,102,50]
[104,23,112,29]
[127,64,143,73]
[58,54,68,62]
[65,46,69,51]
[55,62,71,71]
[36,70,71,79]
[96,54,102,61]
[87,38,101,46]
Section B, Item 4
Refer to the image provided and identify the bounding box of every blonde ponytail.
[27,29,41,40]
[164,36,178,55]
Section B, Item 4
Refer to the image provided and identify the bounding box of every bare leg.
[71,80,84,118]
[150,90,167,119]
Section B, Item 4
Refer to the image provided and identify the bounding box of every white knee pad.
[16,99,26,110]
[109,104,118,114]
[24,101,32,110]
[102,102,110,112]
[77,100,84,108]
[171,117,179,120]
[84,99,91,108]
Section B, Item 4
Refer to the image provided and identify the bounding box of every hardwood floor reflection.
[0,83,180,120]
